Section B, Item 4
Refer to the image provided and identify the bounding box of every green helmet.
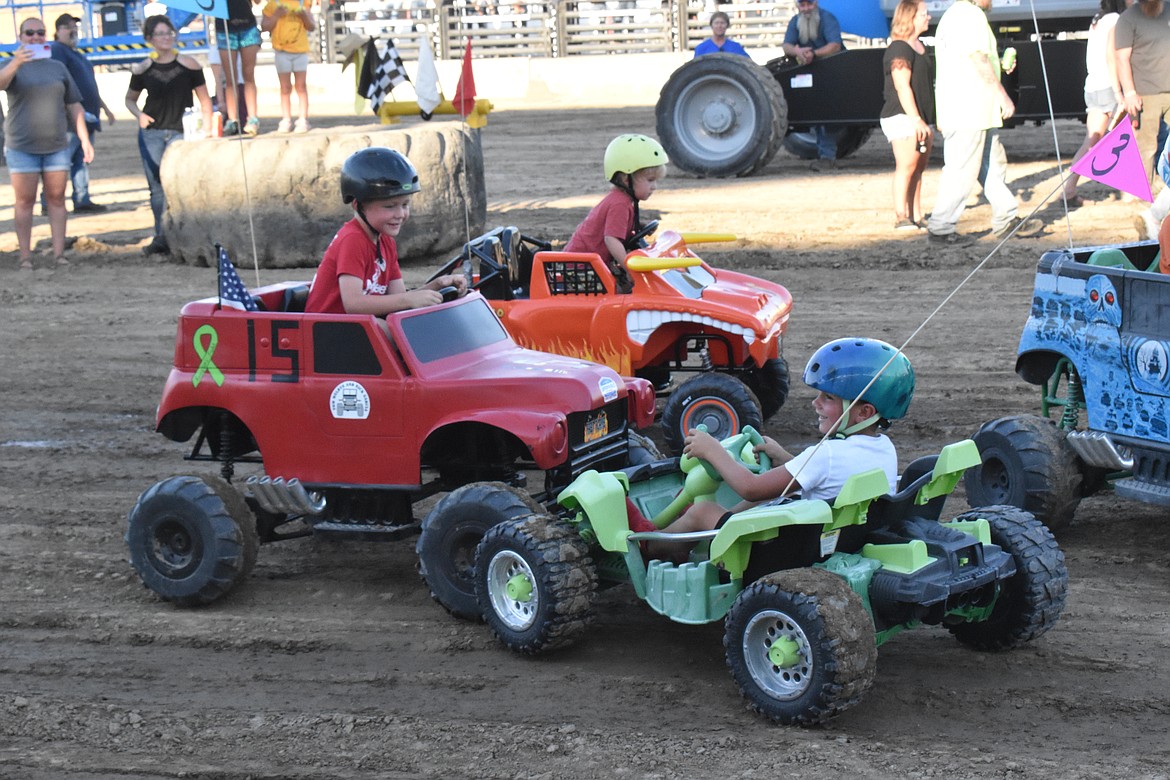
[603,134,669,182]
[803,338,915,422]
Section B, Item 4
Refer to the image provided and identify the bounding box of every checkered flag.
[361,38,410,114]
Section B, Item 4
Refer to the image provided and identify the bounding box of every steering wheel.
[437,285,460,303]
[623,219,659,251]
[653,425,771,526]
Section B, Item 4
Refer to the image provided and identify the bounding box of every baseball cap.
[55,13,81,28]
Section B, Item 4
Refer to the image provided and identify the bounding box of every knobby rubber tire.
[660,372,763,455]
[947,505,1068,651]
[724,568,876,725]
[475,514,597,654]
[416,482,543,620]
[965,414,1083,529]
[125,475,258,607]
[745,356,790,421]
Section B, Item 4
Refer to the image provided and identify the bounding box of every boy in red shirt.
[306,147,466,314]
[565,133,668,292]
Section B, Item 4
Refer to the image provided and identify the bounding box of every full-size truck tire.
[656,54,788,178]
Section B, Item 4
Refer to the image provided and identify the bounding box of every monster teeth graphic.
[625,309,763,346]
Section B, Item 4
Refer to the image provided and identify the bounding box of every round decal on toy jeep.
[599,377,618,402]
[1131,338,1170,386]
[330,381,371,419]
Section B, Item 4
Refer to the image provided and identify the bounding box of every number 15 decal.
[246,319,300,383]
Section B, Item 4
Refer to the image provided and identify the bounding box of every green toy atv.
[472,427,1068,725]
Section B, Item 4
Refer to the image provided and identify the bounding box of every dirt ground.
[2,107,1169,780]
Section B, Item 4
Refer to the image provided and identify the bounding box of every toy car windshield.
[659,264,716,300]
[400,295,509,363]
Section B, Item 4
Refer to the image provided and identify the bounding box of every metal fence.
[320,0,803,62]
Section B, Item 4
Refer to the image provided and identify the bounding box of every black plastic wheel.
[946,505,1068,651]
[964,414,1083,529]
[744,357,790,420]
[475,515,597,654]
[125,475,259,607]
[660,372,763,455]
[780,126,874,161]
[417,482,543,620]
[656,54,788,178]
[724,568,876,725]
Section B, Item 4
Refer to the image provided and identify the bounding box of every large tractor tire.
[660,372,763,455]
[417,482,543,620]
[125,475,259,607]
[724,568,876,725]
[946,506,1068,651]
[964,414,1083,530]
[780,126,874,161]
[656,54,788,178]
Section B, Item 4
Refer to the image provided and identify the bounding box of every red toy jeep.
[429,225,793,453]
[126,278,656,617]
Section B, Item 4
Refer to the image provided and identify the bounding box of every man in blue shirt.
[50,13,115,213]
[694,11,749,58]
[781,0,844,168]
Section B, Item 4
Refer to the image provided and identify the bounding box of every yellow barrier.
[377,98,495,128]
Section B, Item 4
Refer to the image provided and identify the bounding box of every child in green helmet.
[564,133,669,293]
[648,337,914,562]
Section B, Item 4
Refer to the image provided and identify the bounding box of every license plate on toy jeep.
[584,412,609,443]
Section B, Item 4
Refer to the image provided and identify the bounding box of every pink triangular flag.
[1070,114,1154,202]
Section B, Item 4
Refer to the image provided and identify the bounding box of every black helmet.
[340,147,420,204]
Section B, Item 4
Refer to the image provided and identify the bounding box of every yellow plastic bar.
[627,255,702,272]
[678,233,737,244]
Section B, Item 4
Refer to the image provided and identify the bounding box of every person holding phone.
[1,17,93,271]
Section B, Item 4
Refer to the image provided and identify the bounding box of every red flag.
[452,38,477,118]
[1069,114,1154,202]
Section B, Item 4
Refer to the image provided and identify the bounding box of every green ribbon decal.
[192,324,225,388]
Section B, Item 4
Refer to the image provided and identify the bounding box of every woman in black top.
[880,0,934,230]
[124,15,213,255]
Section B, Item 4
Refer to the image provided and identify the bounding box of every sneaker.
[926,230,973,246]
[294,117,310,134]
[810,158,837,172]
[993,216,1045,239]
[73,201,108,213]
[276,118,292,133]
[244,117,260,137]
[223,119,241,136]
[894,219,919,231]
[1134,210,1159,241]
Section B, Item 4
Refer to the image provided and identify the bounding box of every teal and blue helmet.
[803,337,915,422]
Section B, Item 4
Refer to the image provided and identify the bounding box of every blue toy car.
[966,240,1167,527]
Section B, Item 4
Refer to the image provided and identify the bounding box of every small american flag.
[217,245,258,312]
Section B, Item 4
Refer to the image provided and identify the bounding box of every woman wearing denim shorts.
[1,17,93,270]
[216,0,264,136]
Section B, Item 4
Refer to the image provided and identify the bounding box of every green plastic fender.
[557,470,631,552]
